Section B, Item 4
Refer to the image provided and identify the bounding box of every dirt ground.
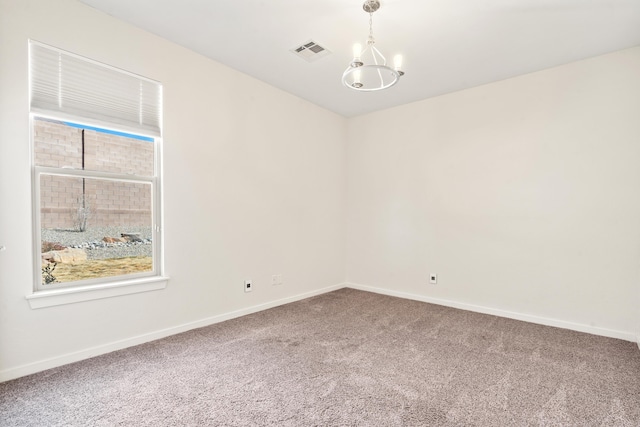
[45,256,153,283]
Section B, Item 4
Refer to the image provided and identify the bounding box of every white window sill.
[26,276,169,309]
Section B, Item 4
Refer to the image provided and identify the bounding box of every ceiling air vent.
[291,40,331,62]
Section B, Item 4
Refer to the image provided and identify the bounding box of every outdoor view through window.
[35,117,156,287]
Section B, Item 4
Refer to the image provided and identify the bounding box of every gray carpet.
[1,288,639,426]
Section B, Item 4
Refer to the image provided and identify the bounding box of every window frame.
[28,115,167,307]
[27,41,167,308]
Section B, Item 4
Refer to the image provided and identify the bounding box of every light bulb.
[394,54,405,76]
[353,43,362,59]
[352,69,363,88]
[393,54,403,70]
[350,43,364,67]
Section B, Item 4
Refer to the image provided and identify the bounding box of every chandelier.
[342,0,404,92]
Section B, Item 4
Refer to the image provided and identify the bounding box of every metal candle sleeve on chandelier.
[342,0,404,92]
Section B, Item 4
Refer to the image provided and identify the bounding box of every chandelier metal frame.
[342,0,404,92]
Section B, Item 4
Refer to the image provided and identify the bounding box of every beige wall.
[1,0,638,381]
[0,0,346,380]
[346,47,640,339]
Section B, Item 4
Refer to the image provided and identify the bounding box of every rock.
[41,252,56,265]
[41,241,67,252]
[103,236,126,243]
[121,232,143,242]
[44,248,87,264]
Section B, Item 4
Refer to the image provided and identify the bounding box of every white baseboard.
[2,281,636,382]
[0,283,347,383]
[345,282,638,343]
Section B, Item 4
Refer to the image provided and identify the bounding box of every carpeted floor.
[1,288,639,426]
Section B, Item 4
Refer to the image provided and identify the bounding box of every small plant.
[73,195,92,232]
[42,262,58,284]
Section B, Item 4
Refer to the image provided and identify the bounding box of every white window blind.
[29,41,162,136]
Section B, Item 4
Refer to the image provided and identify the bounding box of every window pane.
[34,117,155,176]
[33,118,83,169]
[84,128,155,176]
[40,174,153,285]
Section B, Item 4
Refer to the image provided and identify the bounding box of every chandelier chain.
[368,12,375,45]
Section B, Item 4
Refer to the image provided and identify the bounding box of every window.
[28,41,165,304]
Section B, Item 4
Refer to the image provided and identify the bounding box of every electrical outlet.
[244,279,253,292]
[271,274,283,285]
[429,274,437,285]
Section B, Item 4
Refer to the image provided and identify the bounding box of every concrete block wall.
[34,119,153,229]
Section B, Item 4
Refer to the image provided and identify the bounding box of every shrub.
[73,195,92,232]
[42,262,58,284]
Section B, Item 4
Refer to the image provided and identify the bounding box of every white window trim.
[26,276,168,309]
[33,165,161,290]
[28,41,167,307]
[29,117,168,307]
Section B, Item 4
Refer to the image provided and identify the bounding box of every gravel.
[41,226,153,260]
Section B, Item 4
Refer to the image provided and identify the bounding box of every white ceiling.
[79,0,640,118]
